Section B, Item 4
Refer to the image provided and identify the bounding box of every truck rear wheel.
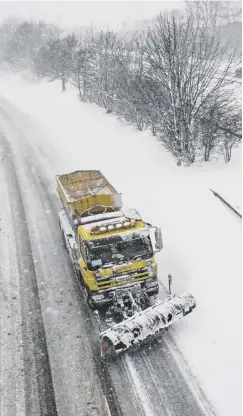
[59,224,68,251]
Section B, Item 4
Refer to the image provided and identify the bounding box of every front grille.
[96,271,149,288]
[96,267,147,282]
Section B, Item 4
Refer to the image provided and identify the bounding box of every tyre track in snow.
[0,140,26,416]
[0,101,117,416]
[0,97,217,416]
[163,331,217,416]
[19,145,123,416]
[0,134,57,416]
[106,336,212,416]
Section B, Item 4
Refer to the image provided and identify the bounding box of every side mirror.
[154,227,163,252]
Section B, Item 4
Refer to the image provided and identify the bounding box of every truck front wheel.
[87,295,95,310]
[84,286,95,310]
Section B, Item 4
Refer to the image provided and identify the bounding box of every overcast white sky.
[0,1,185,30]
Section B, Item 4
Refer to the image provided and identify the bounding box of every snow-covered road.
[0,133,58,415]
[0,107,109,416]
[0,90,218,415]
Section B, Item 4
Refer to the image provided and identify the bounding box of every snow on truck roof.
[78,216,148,240]
[57,170,118,203]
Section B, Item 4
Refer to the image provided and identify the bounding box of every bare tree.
[89,31,130,113]
[186,1,242,27]
[0,18,18,69]
[186,1,221,28]
[218,110,242,162]
[1,20,60,71]
[144,11,241,163]
[198,90,239,161]
[113,35,151,130]
[35,33,77,91]
[69,33,95,101]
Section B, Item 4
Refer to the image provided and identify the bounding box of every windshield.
[86,232,153,270]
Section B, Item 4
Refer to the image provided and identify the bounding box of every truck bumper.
[90,278,159,307]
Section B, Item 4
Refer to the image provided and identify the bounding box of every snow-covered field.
[0,74,241,416]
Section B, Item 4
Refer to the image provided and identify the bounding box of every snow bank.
[0,74,241,416]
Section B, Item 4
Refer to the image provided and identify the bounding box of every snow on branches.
[0,4,241,165]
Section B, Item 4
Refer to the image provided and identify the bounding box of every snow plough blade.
[100,293,196,358]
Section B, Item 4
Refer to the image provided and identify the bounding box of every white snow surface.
[0,74,241,416]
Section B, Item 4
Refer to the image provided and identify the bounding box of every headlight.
[145,259,153,266]
[148,263,157,278]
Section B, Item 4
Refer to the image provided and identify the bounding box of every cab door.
[78,237,88,279]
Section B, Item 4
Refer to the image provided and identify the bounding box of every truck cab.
[57,170,163,308]
[76,211,162,307]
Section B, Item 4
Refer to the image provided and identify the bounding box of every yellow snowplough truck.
[57,170,196,358]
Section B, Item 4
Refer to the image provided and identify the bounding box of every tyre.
[100,336,117,360]
[83,286,96,310]
[87,295,96,310]
[77,269,84,285]
[59,221,67,248]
